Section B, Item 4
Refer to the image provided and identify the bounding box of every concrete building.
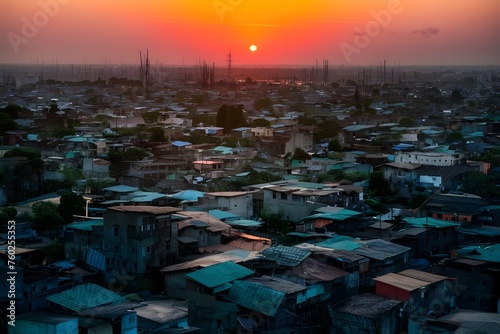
[103,206,180,276]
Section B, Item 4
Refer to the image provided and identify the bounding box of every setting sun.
[249,45,257,52]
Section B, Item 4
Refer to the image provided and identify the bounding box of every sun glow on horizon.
[249,44,257,52]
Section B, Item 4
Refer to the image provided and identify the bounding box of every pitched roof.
[246,275,306,294]
[161,249,260,272]
[176,211,231,232]
[283,257,349,283]
[226,280,285,316]
[47,283,126,312]
[261,245,311,267]
[373,273,430,291]
[403,217,460,229]
[65,219,103,231]
[397,269,447,284]
[107,206,179,215]
[103,185,138,193]
[185,261,254,289]
[334,294,401,317]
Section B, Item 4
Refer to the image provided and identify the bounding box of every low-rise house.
[201,191,254,219]
[329,293,402,334]
[395,217,459,257]
[12,312,79,334]
[185,261,254,331]
[373,269,457,327]
[439,244,500,313]
[160,249,260,299]
[63,219,104,262]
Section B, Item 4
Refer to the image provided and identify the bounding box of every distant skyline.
[1,0,499,67]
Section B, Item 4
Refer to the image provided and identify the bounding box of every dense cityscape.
[1,0,500,333]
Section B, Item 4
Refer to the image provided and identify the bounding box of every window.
[281,193,287,200]
[272,191,277,199]
[146,246,151,253]
[114,225,119,237]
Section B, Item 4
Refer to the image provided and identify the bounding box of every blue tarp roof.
[170,189,204,201]
[171,140,192,147]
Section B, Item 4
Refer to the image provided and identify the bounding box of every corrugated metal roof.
[373,273,429,291]
[397,269,447,284]
[185,261,254,289]
[261,246,310,267]
[355,239,410,260]
[283,257,349,283]
[334,293,401,317]
[65,219,103,231]
[246,275,306,294]
[47,283,126,312]
[77,302,140,319]
[85,248,106,271]
[176,211,230,232]
[103,185,138,193]
[403,217,460,229]
[226,280,285,316]
[461,244,500,263]
[108,206,179,215]
[161,250,260,272]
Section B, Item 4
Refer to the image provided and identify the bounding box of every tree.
[215,104,246,134]
[254,97,273,110]
[446,132,464,143]
[292,148,311,161]
[0,112,18,132]
[328,139,342,152]
[142,111,160,123]
[451,89,463,104]
[58,192,86,224]
[149,127,166,142]
[252,118,271,127]
[399,117,415,127]
[368,170,392,197]
[462,172,499,198]
[32,201,64,233]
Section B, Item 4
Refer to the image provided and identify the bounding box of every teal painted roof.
[227,280,285,316]
[303,208,362,222]
[403,217,460,228]
[103,185,139,193]
[185,261,254,289]
[65,219,103,231]
[170,189,204,201]
[459,244,500,263]
[316,236,361,251]
[226,219,263,227]
[47,283,126,312]
[208,209,241,220]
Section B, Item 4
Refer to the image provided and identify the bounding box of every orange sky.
[1,0,499,66]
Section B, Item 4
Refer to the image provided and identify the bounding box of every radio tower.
[226,52,232,82]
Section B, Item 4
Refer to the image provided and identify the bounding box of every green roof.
[261,246,310,267]
[65,219,103,231]
[47,283,126,312]
[303,208,362,222]
[403,217,460,229]
[185,261,254,289]
[459,244,500,263]
[227,280,285,316]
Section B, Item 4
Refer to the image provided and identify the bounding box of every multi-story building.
[394,150,465,166]
[103,206,180,276]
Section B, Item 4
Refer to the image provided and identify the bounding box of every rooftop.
[108,206,179,215]
[185,261,254,290]
[373,272,431,291]
[226,280,285,317]
[47,283,126,312]
[334,293,401,317]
